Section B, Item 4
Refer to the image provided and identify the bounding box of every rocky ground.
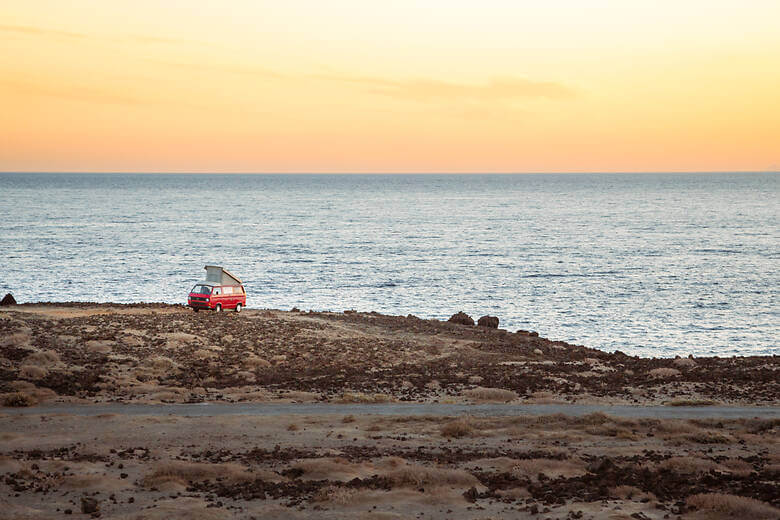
[0,304,778,519]
[0,303,777,406]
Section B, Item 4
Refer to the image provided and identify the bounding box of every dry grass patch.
[1,391,38,407]
[119,333,144,347]
[0,331,31,348]
[18,365,48,380]
[235,370,256,383]
[719,459,754,476]
[244,354,271,369]
[510,458,586,480]
[148,390,189,402]
[60,473,128,491]
[22,350,60,366]
[648,367,681,378]
[381,459,479,489]
[673,357,696,368]
[656,456,753,477]
[656,456,719,474]
[496,487,531,500]
[462,387,518,402]
[312,485,358,505]
[277,390,320,402]
[229,388,272,402]
[161,332,201,349]
[585,424,639,440]
[193,349,216,360]
[142,461,252,489]
[665,399,717,406]
[85,340,112,353]
[682,431,732,444]
[608,485,656,502]
[440,417,475,438]
[338,392,393,403]
[149,356,178,371]
[655,419,702,435]
[686,493,778,519]
[292,457,372,481]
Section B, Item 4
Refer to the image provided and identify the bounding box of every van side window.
[213,287,221,295]
[236,286,244,294]
[223,286,233,294]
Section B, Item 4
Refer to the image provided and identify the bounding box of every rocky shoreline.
[0,303,777,406]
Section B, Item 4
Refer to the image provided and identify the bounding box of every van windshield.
[191,285,212,295]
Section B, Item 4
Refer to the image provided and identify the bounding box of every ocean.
[1,172,777,357]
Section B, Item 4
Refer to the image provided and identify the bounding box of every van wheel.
[235,303,242,313]
[193,308,199,313]
[215,304,222,313]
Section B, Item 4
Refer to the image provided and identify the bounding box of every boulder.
[0,293,16,306]
[477,316,498,329]
[81,497,99,514]
[477,315,499,328]
[448,311,474,326]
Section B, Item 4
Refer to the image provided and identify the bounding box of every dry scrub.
[1,391,38,407]
[338,392,393,404]
[18,365,47,380]
[142,461,252,489]
[462,387,518,402]
[510,458,586,480]
[649,367,681,378]
[22,350,60,366]
[686,493,778,519]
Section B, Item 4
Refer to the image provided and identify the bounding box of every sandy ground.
[1,411,778,519]
[1,304,778,518]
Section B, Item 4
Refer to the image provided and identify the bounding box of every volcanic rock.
[81,497,99,514]
[0,293,16,306]
[448,311,474,326]
[477,315,499,328]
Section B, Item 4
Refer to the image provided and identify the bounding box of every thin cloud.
[0,23,198,46]
[0,24,86,39]
[0,78,271,115]
[128,35,190,45]
[148,60,287,79]
[0,79,142,105]
[312,74,575,101]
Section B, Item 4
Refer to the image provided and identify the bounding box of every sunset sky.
[1,1,779,173]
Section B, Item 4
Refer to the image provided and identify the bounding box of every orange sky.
[1,1,779,173]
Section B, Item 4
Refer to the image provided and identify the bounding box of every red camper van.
[188,265,246,313]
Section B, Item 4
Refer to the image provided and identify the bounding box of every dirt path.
[5,401,780,419]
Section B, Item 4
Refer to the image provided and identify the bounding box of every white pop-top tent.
[204,265,242,286]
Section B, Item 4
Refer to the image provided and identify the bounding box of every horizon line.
[1,170,778,175]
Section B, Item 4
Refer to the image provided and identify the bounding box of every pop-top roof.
[204,265,242,285]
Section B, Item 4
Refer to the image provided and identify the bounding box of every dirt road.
[5,401,779,419]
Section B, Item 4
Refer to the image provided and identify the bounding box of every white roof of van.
[204,265,243,285]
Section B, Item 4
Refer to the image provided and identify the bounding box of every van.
[188,266,247,313]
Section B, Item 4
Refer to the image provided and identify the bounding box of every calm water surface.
[1,173,777,357]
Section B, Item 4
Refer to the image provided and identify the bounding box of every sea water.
[1,172,777,357]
